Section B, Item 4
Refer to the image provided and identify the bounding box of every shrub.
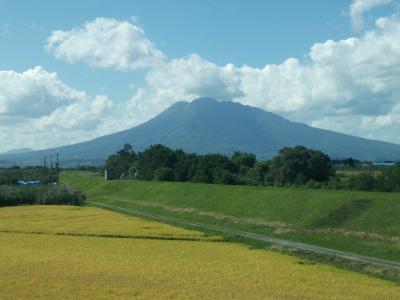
[349,173,375,191]
[37,185,86,206]
[0,185,36,206]
[305,180,321,189]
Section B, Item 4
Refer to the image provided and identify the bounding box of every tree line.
[334,167,400,192]
[0,166,85,207]
[106,144,334,186]
[0,184,85,207]
[0,166,58,185]
[106,144,400,192]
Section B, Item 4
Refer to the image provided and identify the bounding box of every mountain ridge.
[1,97,400,166]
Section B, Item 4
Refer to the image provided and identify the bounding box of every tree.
[268,146,333,185]
[231,151,256,178]
[242,161,269,185]
[387,162,400,191]
[137,144,178,180]
[375,162,400,192]
[306,150,334,181]
[174,150,196,182]
[349,173,375,191]
[154,167,175,181]
[105,144,137,178]
[191,154,236,184]
[343,158,356,167]
[232,151,256,169]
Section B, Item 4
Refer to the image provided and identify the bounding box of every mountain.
[1,97,400,166]
[2,148,34,155]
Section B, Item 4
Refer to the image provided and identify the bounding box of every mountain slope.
[2,148,34,155]
[1,97,400,166]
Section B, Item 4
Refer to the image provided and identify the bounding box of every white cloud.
[3,11,399,152]
[126,15,400,143]
[0,66,85,118]
[241,16,398,116]
[0,67,116,152]
[350,0,392,29]
[46,17,165,71]
[146,54,243,101]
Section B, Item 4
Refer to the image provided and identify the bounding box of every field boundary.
[0,229,222,242]
[88,200,400,271]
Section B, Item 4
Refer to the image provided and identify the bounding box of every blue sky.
[0,0,398,152]
[1,0,353,99]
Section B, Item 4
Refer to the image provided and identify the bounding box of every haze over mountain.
[1,98,400,166]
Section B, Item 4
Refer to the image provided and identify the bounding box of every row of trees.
[0,184,86,207]
[0,166,58,185]
[0,166,84,207]
[344,166,400,192]
[106,144,334,186]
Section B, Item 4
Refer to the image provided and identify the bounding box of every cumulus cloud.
[0,67,116,151]
[4,9,398,152]
[243,16,397,116]
[146,54,244,101]
[125,15,400,143]
[350,0,393,29]
[46,17,165,70]
[0,66,85,118]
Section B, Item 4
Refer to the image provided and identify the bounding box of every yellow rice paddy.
[0,205,399,299]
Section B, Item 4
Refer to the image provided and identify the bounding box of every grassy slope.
[1,205,399,299]
[61,172,400,261]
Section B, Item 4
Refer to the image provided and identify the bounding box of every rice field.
[0,206,399,299]
[0,205,217,241]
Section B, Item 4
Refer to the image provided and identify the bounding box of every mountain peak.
[168,97,220,110]
[191,97,219,104]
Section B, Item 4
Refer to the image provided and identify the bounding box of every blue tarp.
[17,180,41,185]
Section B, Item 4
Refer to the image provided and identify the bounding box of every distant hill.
[2,148,34,155]
[1,97,400,166]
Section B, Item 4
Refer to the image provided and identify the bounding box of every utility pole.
[55,153,60,172]
[50,154,54,183]
[55,153,60,183]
